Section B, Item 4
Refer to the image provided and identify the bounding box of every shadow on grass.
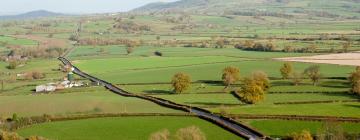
[343,104,360,109]
[143,90,173,94]
[320,80,350,88]
[270,81,294,87]
[184,102,244,106]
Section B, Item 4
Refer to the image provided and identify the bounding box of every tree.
[280,62,293,79]
[222,66,240,88]
[317,122,345,140]
[349,66,360,95]
[126,46,134,55]
[251,71,270,91]
[307,45,317,53]
[216,38,225,48]
[265,41,276,51]
[7,60,19,69]
[304,65,321,86]
[236,77,265,104]
[171,73,191,94]
[175,126,206,140]
[149,129,170,140]
[342,41,351,53]
[291,72,303,86]
[291,130,313,140]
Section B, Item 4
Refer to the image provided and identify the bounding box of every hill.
[0,10,65,20]
[132,0,360,19]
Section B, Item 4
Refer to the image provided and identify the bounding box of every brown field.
[275,52,360,66]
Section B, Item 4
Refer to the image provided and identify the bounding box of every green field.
[17,117,242,140]
[0,88,180,117]
[247,120,360,137]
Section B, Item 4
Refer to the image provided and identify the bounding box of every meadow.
[17,117,242,140]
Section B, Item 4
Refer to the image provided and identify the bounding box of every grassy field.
[152,93,360,117]
[247,120,360,137]
[17,116,242,140]
[74,56,354,84]
[0,35,37,46]
[0,88,180,117]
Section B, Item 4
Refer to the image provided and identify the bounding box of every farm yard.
[0,0,360,139]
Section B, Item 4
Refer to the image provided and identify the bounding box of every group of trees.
[149,126,205,140]
[113,20,151,33]
[6,45,67,59]
[221,66,270,104]
[280,63,321,86]
[77,38,142,47]
[287,121,356,140]
[0,131,47,140]
[235,40,277,52]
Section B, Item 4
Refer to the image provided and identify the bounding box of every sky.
[0,0,178,15]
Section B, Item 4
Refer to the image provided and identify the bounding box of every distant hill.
[0,10,65,20]
[132,0,360,19]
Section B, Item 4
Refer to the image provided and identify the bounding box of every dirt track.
[275,52,360,66]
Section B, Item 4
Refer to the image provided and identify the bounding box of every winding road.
[58,57,270,140]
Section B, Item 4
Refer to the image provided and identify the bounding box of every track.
[58,57,270,140]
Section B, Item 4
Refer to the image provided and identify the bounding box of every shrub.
[171,73,191,94]
[175,126,206,140]
[149,129,170,140]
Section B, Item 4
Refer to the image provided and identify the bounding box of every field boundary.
[273,99,360,105]
[229,114,360,123]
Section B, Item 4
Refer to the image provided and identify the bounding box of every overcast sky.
[0,0,177,15]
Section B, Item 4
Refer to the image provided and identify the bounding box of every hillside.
[0,10,65,20]
[133,0,360,19]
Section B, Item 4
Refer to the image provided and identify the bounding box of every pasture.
[17,116,242,140]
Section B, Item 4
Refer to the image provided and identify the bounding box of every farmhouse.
[35,80,84,93]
